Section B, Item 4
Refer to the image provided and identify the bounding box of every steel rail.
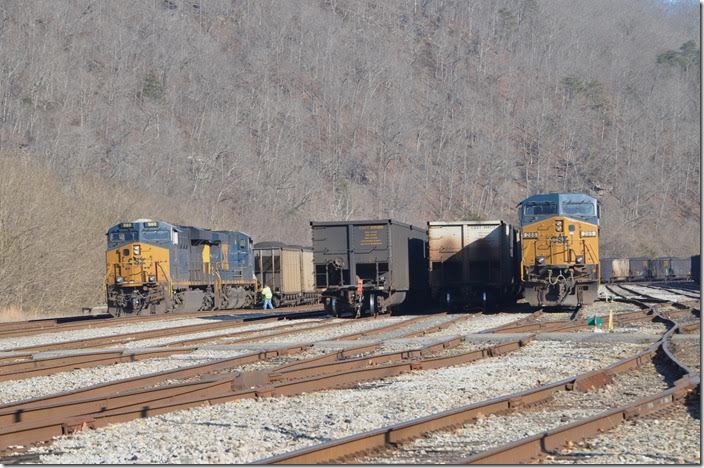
[0,305,326,340]
[0,319,337,382]
[0,312,532,452]
[2,311,326,353]
[0,336,531,450]
[0,314,442,416]
[462,328,697,463]
[255,305,695,464]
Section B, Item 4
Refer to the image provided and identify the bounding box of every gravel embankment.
[28,339,644,464]
[358,364,671,463]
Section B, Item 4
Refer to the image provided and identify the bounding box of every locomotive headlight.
[148,275,156,283]
[536,256,545,265]
[576,255,584,264]
[522,232,538,239]
[133,245,141,255]
[116,276,123,284]
[555,220,563,232]
[581,231,597,237]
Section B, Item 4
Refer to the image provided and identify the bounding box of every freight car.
[600,258,630,283]
[311,219,428,317]
[253,242,318,307]
[628,257,650,281]
[428,220,519,309]
[667,257,692,280]
[106,220,256,315]
[518,193,600,307]
[648,257,672,281]
[692,255,701,285]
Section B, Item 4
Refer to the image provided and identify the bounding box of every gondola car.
[600,258,630,283]
[311,219,428,317]
[628,257,650,281]
[106,219,257,315]
[668,257,692,280]
[428,220,520,309]
[518,193,600,307]
[253,242,318,307]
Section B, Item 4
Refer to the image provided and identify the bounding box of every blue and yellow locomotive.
[518,193,600,307]
[106,219,257,315]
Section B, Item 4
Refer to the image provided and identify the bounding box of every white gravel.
[0,348,253,405]
[427,313,533,336]
[546,401,700,464]
[359,363,672,463]
[241,315,416,346]
[28,339,643,464]
[120,318,321,349]
[0,317,237,352]
[0,316,422,405]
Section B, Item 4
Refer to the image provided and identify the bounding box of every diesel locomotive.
[518,193,600,307]
[106,219,257,315]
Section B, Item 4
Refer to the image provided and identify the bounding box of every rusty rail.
[0,304,326,340]
[0,334,531,450]
[256,304,697,464]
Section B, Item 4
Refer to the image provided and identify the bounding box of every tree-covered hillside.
[0,0,699,312]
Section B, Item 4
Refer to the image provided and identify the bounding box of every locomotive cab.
[106,220,176,315]
[518,193,600,307]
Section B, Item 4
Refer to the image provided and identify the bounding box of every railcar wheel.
[369,294,377,317]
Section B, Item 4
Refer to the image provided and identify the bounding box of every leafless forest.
[0,0,699,313]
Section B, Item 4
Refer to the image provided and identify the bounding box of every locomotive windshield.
[519,193,599,226]
[561,201,595,216]
[523,202,557,217]
[108,230,136,247]
[141,230,171,241]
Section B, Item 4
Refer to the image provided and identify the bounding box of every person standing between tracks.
[261,284,274,309]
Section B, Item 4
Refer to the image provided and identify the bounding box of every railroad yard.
[0,282,697,465]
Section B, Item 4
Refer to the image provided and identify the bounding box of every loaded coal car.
[311,219,428,317]
[628,257,650,281]
[428,220,519,309]
[106,219,257,315]
[253,242,318,307]
[600,258,630,283]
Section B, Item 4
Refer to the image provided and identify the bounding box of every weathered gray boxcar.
[311,219,428,317]
[253,242,318,307]
[428,220,519,309]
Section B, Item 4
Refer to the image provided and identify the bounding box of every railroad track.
[0,304,325,340]
[0,311,533,456]
[255,298,699,464]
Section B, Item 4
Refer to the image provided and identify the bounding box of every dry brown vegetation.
[0,0,699,314]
